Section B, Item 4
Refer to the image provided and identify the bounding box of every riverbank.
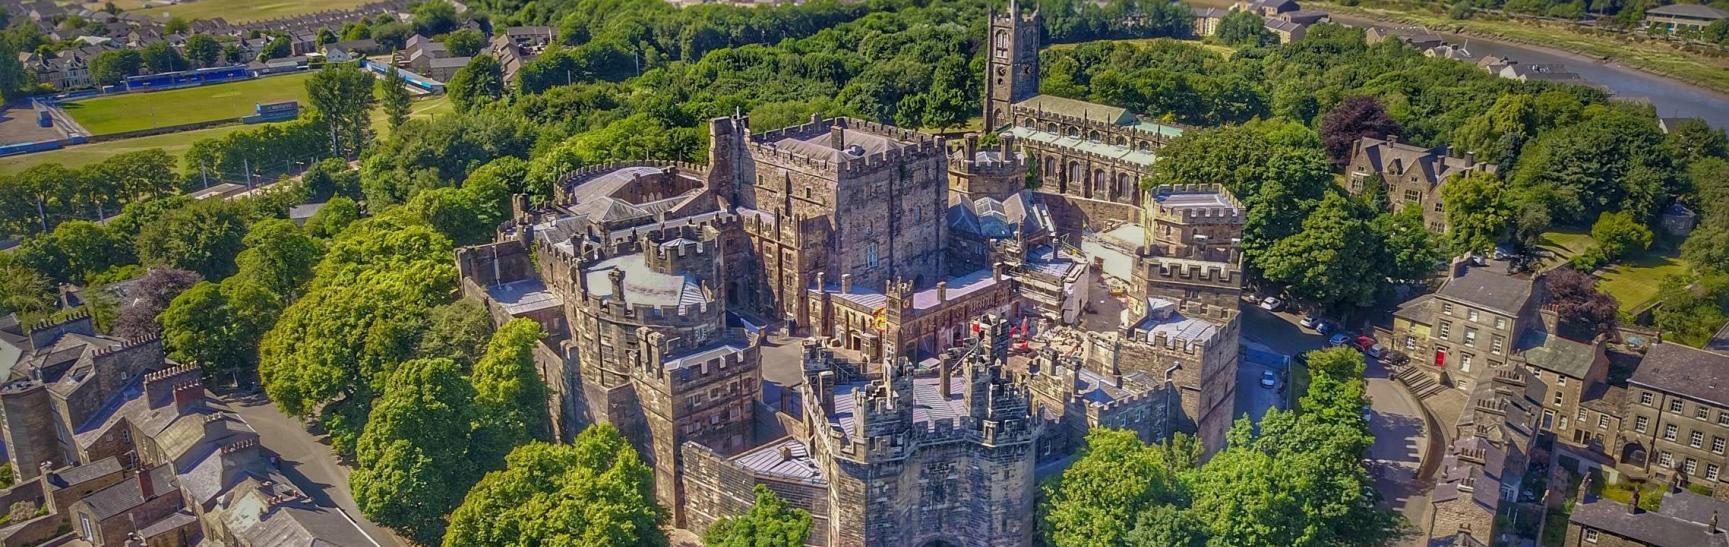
[1308,2,1729,96]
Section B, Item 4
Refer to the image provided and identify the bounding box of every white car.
[1259,296,1285,311]
[1260,370,1278,389]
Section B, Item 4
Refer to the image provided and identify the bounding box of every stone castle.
[450,3,1243,544]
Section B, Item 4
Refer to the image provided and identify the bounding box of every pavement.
[1364,357,1435,544]
[222,392,408,547]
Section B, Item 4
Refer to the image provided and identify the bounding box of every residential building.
[1429,365,1547,546]
[1620,343,1729,498]
[1564,489,1729,546]
[1346,135,1499,233]
[1645,4,1729,34]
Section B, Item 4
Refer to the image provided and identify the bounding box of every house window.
[1404,189,1421,203]
[1577,409,1588,422]
[1714,436,1725,454]
[1665,424,1678,441]
[1719,411,1729,426]
[1659,451,1674,467]
[1558,376,1567,386]
[1468,310,1479,322]
[1554,393,1564,406]
[1697,406,1710,420]
[1708,464,1721,481]
[1691,431,1704,448]
[1583,528,1599,543]
[1461,354,1474,372]
[1464,328,1477,346]
[1495,317,1507,330]
[1433,202,1444,213]
[1438,321,1452,338]
[1642,392,1655,406]
[1443,303,1454,316]
[1685,458,1698,477]
[1671,400,1685,413]
[1491,335,1504,355]
[1636,415,1649,433]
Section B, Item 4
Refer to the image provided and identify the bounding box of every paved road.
[1364,357,1434,543]
[223,392,407,547]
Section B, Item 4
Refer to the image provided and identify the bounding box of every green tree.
[469,318,550,471]
[444,429,667,547]
[444,28,487,57]
[1443,171,1512,256]
[415,298,495,366]
[258,36,291,62]
[185,34,221,68]
[233,218,324,300]
[0,41,27,102]
[1374,205,1445,281]
[447,54,505,112]
[0,256,54,318]
[1261,193,1383,310]
[135,199,248,279]
[140,41,185,73]
[1511,105,1674,222]
[379,69,412,131]
[1215,10,1273,47]
[307,64,377,159]
[316,27,338,46]
[163,16,189,35]
[351,357,478,545]
[90,49,142,86]
[305,196,361,238]
[704,485,814,547]
[1590,210,1653,261]
[414,0,460,36]
[159,281,242,373]
[1040,429,1193,547]
[16,220,133,284]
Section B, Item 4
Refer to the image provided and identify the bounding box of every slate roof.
[583,254,708,308]
[45,456,124,490]
[1354,136,1499,185]
[1014,94,1131,125]
[731,437,825,483]
[1647,3,1729,19]
[1436,265,1533,316]
[486,278,562,316]
[1515,329,1598,379]
[1569,490,1729,547]
[1002,126,1159,167]
[831,375,968,437]
[1630,343,1729,407]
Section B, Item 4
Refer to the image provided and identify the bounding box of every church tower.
[984,0,1041,132]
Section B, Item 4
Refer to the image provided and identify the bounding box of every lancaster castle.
[451,3,1241,544]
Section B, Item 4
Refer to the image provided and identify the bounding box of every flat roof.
[486,278,562,315]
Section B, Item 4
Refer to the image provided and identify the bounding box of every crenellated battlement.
[1145,184,1245,225]
[749,117,946,178]
[143,363,198,386]
[1144,260,1242,285]
[220,438,258,454]
[92,335,161,360]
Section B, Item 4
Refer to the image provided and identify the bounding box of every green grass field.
[98,0,378,25]
[5,94,453,175]
[1537,229,1688,313]
[62,73,316,135]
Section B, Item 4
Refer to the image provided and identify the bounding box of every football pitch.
[61,72,315,136]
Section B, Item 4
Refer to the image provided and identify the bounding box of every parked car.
[1355,335,1385,358]
[1259,296,1285,311]
[1379,351,1409,367]
[1316,321,1333,335]
[1300,314,1322,329]
[1260,370,1278,389]
[1328,334,1350,347]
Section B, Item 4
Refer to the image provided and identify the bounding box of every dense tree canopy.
[351,357,479,545]
[445,428,666,547]
[703,485,814,547]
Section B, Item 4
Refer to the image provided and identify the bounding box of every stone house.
[1619,343,1729,498]
[1346,135,1499,233]
[1564,489,1729,546]
[1428,365,1547,545]
[1399,262,1540,392]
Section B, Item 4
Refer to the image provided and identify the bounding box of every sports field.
[4,95,454,175]
[61,72,315,135]
[100,0,377,25]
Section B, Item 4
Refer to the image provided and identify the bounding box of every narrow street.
[223,392,407,547]
[1364,358,1435,544]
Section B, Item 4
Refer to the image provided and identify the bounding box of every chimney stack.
[964,133,979,158]
[609,269,626,302]
[830,124,846,151]
[939,359,953,398]
[937,281,947,303]
[1001,134,1016,157]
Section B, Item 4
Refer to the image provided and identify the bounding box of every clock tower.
[984,0,1041,132]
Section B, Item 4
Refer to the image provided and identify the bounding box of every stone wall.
[1035,191,1140,238]
[681,442,831,546]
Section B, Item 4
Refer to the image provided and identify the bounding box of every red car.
[1354,336,1385,358]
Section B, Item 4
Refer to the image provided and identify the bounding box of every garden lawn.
[1597,251,1688,314]
[62,72,316,135]
[104,0,379,25]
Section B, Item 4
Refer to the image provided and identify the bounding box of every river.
[1322,12,1729,130]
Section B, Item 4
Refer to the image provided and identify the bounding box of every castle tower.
[984,0,1041,132]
